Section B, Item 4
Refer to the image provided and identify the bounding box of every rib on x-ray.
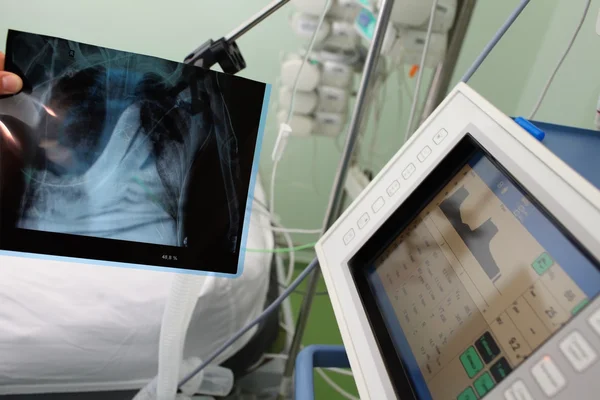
[0,30,267,274]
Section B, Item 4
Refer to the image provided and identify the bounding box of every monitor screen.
[352,136,600,400]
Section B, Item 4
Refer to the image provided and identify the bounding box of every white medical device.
[317,86,350,113]
[378,0,436,28]
[315,111,346,137]
[330,0,361,21]
[279,86,318,115]
[290,12,332,43]
[394,29,448,67]
[280,56,321,91]
[291,0,333,16]
[424,0,457,33]
[277,110,315,137]
[316,83,600,400]
[327,20,360,50]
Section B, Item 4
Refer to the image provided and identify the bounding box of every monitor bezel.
[348,134,600,399]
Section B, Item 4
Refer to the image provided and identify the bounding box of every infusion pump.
[316,83,600,400]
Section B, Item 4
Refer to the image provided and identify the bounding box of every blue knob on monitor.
[514,117,546,141]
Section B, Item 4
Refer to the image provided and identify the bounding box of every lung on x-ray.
[0,30,269,275]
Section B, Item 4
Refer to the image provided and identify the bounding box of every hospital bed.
[0,174,287,399]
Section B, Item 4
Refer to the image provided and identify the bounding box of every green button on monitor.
[457,387,477,400]
[474,372,495,397]
[460,346,484,378]
[572,298,589,315]
[532,252,554,275]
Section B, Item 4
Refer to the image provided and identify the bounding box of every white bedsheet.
[0,177,274,395]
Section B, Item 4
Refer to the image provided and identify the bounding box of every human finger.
[0,52,23,94]
[0,71,23,94]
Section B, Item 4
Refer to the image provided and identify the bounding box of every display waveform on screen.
[440,186,501,281]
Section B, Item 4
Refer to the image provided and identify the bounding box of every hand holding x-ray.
[0,52,23,95]
[0,31,267,274]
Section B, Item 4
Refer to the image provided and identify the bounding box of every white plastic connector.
[272,123,293,162]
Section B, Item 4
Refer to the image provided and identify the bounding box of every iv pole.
[181,0,476,396]
[278,0,477,395]
[278,0,398,396]
[183,0,292,72]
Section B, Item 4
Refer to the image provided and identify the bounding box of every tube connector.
[272,123,293,162]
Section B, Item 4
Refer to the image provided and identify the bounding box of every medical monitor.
[316,83,600,400]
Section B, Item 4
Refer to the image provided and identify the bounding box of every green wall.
[1,0,598,251]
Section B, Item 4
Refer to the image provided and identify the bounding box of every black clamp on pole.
[183,0,290,74]
[184,38,246,74]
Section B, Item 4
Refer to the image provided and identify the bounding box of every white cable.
[262,351,353,377]
[316,369,360,400]
[262,354,357,399]
[285,0,333,123]
[269,159,279,221]
[366,74,388,171]
[263,353,289,360]
[328,367,354,377]
[279,309,357,398]
[276,219,296,286]
[266,159,297,286]
[399,65,415,104]
[270,0,331,239]
[255,211,322,232]
[252,193,322,234]
[256,186,297,286]
[528,0,592,119]
[280,321,295,335]
[271,226,323,234]
[404,0,439,141]
[311,136,321,196]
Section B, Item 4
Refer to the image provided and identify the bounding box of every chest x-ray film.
[0,30,269,276]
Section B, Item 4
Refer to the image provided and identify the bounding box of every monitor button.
[386,180,400,197]
[357,213,370,230]
[559,331,597,372]
[417,146,432,163]
[372,197,385,213]
[504,380,534,400]
[457,387,477,400]
[460,346,484,378]
[402,163,416,180]
[343,229,355,245]
[490,357,512,383]
[531,356,566,397]
[588,307,600,337]
[433,129,448,145]
[475,331,501,364]
[474,372,495,397]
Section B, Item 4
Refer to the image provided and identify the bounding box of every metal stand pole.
[225,0,291,43]
[184,0,291,73]
[418,0,477,123]
[278,0,397,397]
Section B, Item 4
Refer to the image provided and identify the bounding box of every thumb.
[0,72,23,94]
